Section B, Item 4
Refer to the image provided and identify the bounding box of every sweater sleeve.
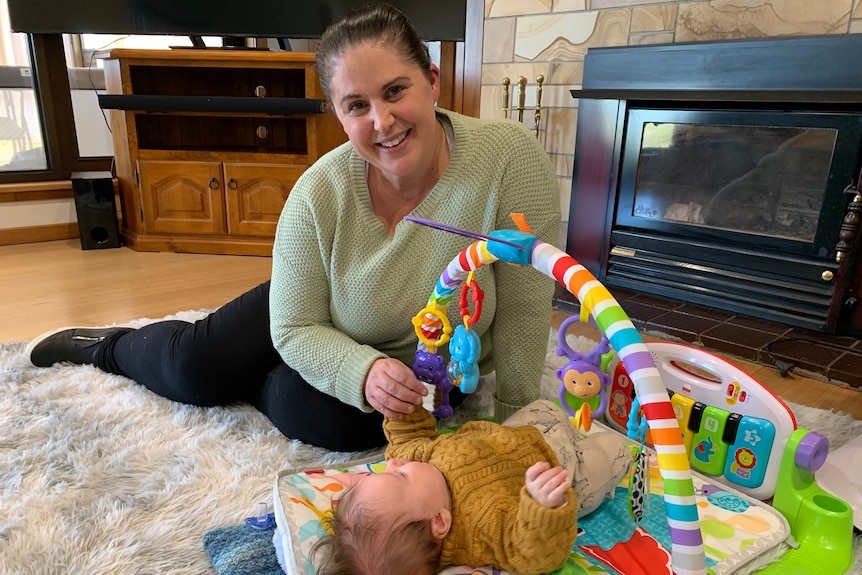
[489,121,561,421]
[470,484,578,574]
[269,152,385,412]
[382,406,440,461]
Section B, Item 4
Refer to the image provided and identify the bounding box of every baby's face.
[354,459,451,525]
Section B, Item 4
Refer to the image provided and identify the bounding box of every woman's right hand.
[365,358,428,419]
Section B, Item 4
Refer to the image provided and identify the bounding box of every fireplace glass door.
[608,108,862,330]
[631,123,833,243]
[617,109,862,259]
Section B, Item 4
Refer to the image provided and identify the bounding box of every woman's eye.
[347,101,367,113]
[387,86,405,99]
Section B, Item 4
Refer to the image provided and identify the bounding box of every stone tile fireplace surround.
[554,34,862,389]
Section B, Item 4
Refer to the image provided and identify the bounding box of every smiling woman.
[23,3,560,458]
[326,36,448,231]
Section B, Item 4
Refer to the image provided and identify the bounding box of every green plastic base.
[754,428,855,575]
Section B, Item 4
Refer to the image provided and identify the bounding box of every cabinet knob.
[228,178,238,190]
[254,85,267,97]
[209,177,220,190]
[256,125,268,139]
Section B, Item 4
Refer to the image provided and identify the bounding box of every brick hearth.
[554,285,862,391]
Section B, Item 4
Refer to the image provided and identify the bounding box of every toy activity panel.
[605,343,797,500]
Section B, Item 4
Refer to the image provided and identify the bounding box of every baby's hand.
[525,462,569,508]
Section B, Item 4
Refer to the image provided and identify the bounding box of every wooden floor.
[0,240,272,343]
[2,239,860,419]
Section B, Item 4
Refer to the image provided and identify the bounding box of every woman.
[26,2,561,452]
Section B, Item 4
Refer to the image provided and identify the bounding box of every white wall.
[71,89,113,158]
[0,87,112,231]
[0,197,76,228]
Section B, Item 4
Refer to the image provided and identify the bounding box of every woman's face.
[328,41,441,181]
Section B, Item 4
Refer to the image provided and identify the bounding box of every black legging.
[92,281,389,451]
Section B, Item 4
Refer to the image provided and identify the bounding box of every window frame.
[0,33,112,185]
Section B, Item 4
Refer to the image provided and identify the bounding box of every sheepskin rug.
[1,311,860,575]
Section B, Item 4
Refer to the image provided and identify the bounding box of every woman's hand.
[525,461,569,508]
[365,358,428,419]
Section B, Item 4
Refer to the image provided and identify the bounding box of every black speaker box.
[71,171,122,250]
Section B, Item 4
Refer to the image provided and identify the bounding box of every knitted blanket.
[203,524,283,575]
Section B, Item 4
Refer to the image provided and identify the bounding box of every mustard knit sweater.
[269,108,561,422]
[384,407,578,574]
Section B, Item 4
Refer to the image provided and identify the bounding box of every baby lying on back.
[313,399,631,574]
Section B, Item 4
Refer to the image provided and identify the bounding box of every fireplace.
[561,35,862,335]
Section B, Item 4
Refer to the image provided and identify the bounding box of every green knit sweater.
[269,108,561,421]
[384,407,579,574]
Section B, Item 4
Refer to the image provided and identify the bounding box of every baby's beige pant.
[503,399,631,517]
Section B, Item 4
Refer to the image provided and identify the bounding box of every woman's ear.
[430,508,452,540]
[428,63,441,103]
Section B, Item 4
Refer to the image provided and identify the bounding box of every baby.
[312,399,632,575]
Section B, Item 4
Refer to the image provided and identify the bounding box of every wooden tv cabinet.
[97,49,347,256]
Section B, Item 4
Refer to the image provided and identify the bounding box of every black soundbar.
[98,94,327,114]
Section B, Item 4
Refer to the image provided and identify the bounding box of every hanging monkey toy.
[555,314,612,429]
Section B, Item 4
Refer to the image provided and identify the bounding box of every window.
[0,3,45,173]
[0,0,112,183]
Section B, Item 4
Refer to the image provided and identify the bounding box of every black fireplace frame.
[560,35,862,334]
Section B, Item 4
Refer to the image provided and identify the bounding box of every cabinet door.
[138,161,226,235]
[223,163,305,237]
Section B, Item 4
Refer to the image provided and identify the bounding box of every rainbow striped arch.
[417,231,707,575]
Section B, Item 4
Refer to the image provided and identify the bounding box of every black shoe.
[25,326,134,367]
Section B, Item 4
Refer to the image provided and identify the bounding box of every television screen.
[8,0,467,42]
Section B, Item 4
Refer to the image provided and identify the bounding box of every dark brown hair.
[315,2,431,100]
[311,485,442,575]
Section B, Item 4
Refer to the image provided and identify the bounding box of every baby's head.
[313,459,453,575]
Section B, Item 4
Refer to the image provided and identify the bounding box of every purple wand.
[403,216,526,251]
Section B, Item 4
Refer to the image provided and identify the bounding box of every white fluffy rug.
[1,311,860,575]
